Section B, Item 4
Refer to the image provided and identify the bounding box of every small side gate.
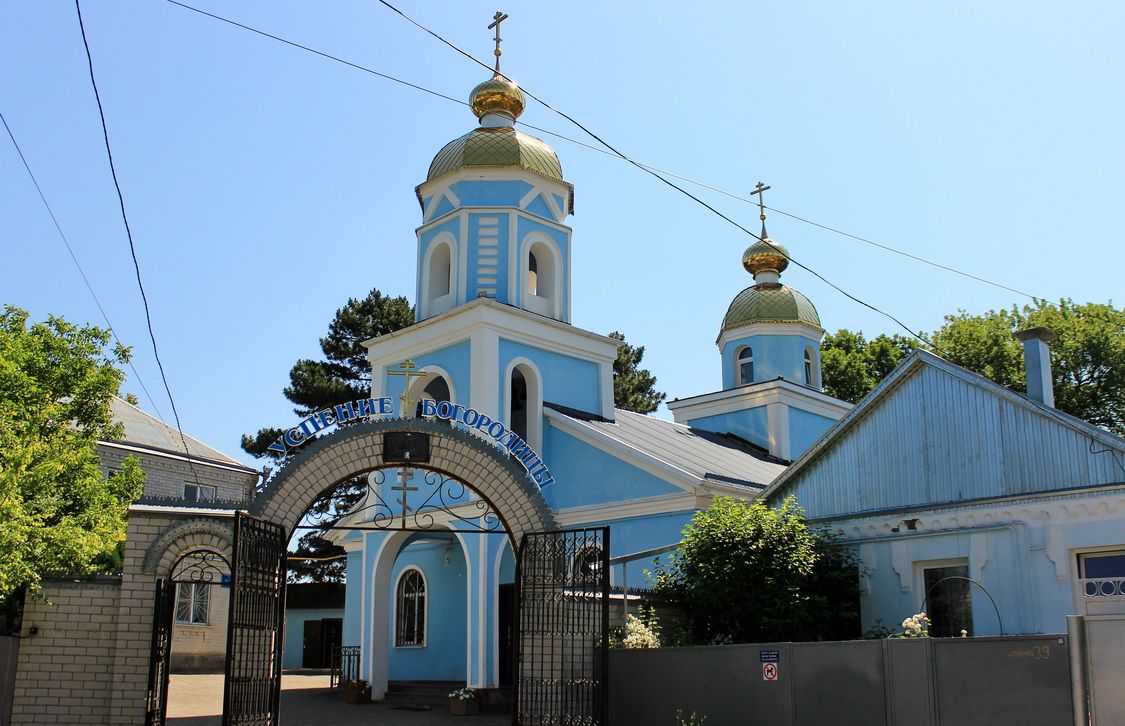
[222,512,288,726]
[145,549,231,726]
[514,528,610,726]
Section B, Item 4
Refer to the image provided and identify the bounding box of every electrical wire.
[1,111,167,421]
[373,0,938,346]
[162,0,1050,316]
[74,0,203,484]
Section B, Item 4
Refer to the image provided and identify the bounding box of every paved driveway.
[167,673,509,725]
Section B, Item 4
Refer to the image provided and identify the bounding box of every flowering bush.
[899,612,930,638]
[448,687,476,701]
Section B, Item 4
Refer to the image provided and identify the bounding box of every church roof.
[545,404,788,490]
[721,284,821,331]
[105,396,252,470]
[427,126,565,184]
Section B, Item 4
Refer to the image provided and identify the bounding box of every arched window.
[804,348,815,386]
[738,347,754,385]
[424,240,454,317]
[510,369,528,441]
[395,568,426,647]
[415,375,451,419]
[507,361,542,451]
[523,239,559,318]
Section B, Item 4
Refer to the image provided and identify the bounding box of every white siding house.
[764,350,1125,637]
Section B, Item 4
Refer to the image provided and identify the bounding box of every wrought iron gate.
[514,528,610,726]
[223,512,288,726]
[144,579,174,726]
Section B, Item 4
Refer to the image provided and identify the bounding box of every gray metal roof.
[545,404,788,490]
[107,397,250,468]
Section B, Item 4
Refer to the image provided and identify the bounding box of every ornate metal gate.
[144,579,174,726]
[223,512,288,726]
[146,549,231,726]
[514,528,610,726]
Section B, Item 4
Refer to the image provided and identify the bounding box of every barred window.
[175,582,210,625]
[395,568,426,647]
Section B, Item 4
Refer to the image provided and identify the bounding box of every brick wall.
[10,578,122,725]
[98,444,256,503]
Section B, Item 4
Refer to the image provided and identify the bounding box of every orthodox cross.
[390,468,417,524]
[488,11,509,73]
[389,359,429,416]
[751,181,771,224]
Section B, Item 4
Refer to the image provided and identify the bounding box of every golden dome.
[426,126,564,184]
[721,284,821,331]
[469,74,525,120]
[742,237,790,275]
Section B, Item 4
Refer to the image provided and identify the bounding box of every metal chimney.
[1013,327,1055,407]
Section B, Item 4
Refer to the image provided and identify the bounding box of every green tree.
[820,329,917,404]
[930,299,1125,436]
[0,307,145,602]
[242,289,414,581]
[609,331,666,414]
[653,496,860,644]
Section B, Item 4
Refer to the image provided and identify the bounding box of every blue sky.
[3,1,1122,467]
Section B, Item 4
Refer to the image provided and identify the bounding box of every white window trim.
[519,233,563,320]
[184,482,217,503]
[913,557,972,633]
[420,234,457,319]
[393,566,428,648]
[502,357,543,453]
[736,346,754,386]
[406,366,458,419]
[1072,545,1125,610]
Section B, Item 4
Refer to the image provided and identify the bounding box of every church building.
[324,65,850,693]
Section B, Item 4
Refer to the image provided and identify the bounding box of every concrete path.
[167,673,509,725]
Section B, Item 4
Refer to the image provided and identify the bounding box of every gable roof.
[762,349,1125,519]
[105,396,253,470]
[545,403,788,492]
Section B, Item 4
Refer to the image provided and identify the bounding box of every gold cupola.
[742,232,790,279]
[470,74,526,121]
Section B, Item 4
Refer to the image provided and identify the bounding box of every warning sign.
[762,662,778,681]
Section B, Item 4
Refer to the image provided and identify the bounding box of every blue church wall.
[525,194,554,220]
[686,408,770,453]
[381,340,472,407]
[541,426,682,510]
[498,543,515,584]
[584,511,695,586]
[514,216,570,315]
[387,539,468,681]
[788,408,836,459]
[343,547,363,649]
[451,179,535,208]
[498,340,600,415]
[282,608,345,669]
[467,212,511,302]
[720,334,820,389]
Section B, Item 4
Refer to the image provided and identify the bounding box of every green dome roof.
[721,284,821,331]
[427,126,564,183]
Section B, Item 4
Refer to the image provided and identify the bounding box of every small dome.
[742,238,789,275]
[427,126,564,183]
[721,284,821,331]
[469,74,525,120]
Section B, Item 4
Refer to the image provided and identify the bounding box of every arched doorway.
[144,417,608,725]
[145,549,231,726]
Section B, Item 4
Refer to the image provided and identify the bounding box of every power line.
[1,110,167,420]
[74,0,203,483]
[372,1,937,345]
[162,0,1049,314]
